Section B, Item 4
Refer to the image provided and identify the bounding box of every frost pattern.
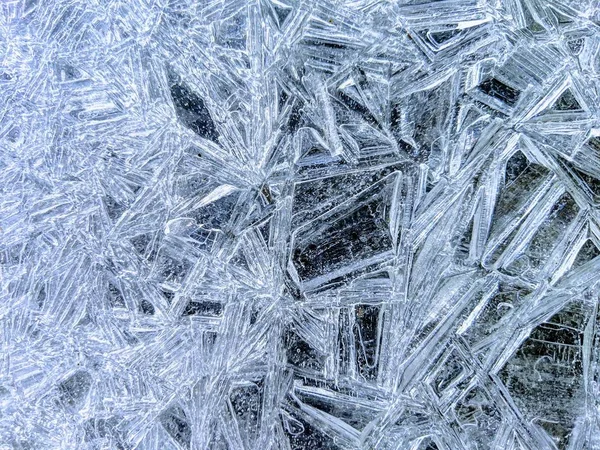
[1,0,600,449]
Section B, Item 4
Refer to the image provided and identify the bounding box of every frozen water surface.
[1,0,600,449]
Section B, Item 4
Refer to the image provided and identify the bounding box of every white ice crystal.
[1,0,600,449]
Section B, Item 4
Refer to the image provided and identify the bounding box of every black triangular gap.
[428,28,461,45]
[551,89,582,112]
[505,150,530,186]
[572,239,600,270]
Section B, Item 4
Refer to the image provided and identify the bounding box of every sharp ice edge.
[1,0,600,449]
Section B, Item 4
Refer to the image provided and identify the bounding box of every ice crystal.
[1,0,600,449]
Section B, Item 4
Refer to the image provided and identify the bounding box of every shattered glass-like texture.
[1,0,600,449]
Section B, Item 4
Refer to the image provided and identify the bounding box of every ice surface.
[1,0,600,449]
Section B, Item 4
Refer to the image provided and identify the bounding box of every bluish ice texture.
[1,0,600,449]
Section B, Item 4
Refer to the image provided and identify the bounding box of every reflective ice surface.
[1,0,600,449]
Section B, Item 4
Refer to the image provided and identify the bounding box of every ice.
[2,0,600,449]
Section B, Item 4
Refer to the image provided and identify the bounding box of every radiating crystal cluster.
[1,0,600,449]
